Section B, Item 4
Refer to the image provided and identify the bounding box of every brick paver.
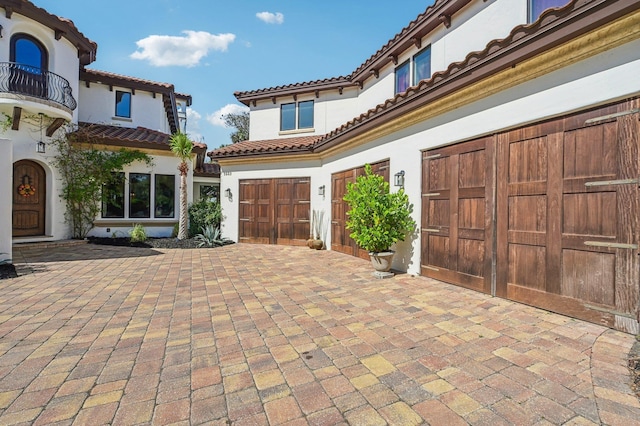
[0,242,637,425]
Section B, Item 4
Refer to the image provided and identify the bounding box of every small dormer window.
[115,90,131,118]
[529,0,570,22]
[413,46,431,85]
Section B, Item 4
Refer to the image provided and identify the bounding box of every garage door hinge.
[584,241,638,249]
[423,154,442,160]
[584,108,640,125]
[584,178,639,187]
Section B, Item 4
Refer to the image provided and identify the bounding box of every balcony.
[0,62,77,111]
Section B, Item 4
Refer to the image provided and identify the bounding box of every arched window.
[9,34,48,98]
[10,34,48,72]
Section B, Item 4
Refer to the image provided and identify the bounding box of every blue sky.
[33,1,434,149]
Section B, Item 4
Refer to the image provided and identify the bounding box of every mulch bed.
[0,264,18,280]
[86,237,233,249]
[630,339,640,399]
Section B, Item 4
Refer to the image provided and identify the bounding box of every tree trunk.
[178,170,188,240]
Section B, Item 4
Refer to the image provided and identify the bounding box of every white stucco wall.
[78,83,169,133]
[247,0,529,144]
[0,139,13,261]
[224,37,640,276]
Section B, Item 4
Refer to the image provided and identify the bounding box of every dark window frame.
[154,174,175,218]
[280,102,296,131]
[413,46,431,86]
[395,60,410,95]
[10,33,48,71]
[129,173,151,218]
[115,90,132,118]
[280,100,314,131]
[298,100,314,129]
[101,172,125,218]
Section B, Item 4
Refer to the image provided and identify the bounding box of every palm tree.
[169,132,193,240]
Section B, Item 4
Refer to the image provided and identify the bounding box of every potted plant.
[344,164,415,276]
[311,209,325,250]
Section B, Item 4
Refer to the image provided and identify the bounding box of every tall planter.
[344,164,415,277]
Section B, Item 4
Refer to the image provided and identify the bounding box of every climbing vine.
[50,124,153,239]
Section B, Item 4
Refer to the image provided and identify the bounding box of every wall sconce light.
[36,140,46,153]
[0,25,4,38]
[318,185,325,196]
[224,188,232,199]
[394,170,405,187]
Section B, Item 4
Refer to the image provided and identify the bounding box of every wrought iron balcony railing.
[0,62,77,111]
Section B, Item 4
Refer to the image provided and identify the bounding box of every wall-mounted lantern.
[318,185,325,196]
[394,170,405,187]
[224,188,232,199]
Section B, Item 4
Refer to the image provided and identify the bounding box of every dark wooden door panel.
[421,137,495,294]
[13,160,45,237]
[239,178,310,245]
[331,160,390,259]
[496,105,639,332]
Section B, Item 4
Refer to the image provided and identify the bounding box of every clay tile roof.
[80,69,174,91]
[234,76,351,105]
[77,123,205,153]
[208,135,322,159]
[194,162,221,177]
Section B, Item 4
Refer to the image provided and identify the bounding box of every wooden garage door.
[239,178,310,245]
[420,99,639,332]
[331,160,389,260]
[421,137,495,294]
[496,106,639,330]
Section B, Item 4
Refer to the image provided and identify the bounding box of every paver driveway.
[1,242,638,425]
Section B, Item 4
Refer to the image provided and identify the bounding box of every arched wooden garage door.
[422,99,639,333]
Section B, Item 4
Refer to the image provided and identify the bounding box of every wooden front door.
[13,160,46,237]
[496,106,639,330]
[331,160,390,260]
[238,178,310,245]
[421,137,495,294]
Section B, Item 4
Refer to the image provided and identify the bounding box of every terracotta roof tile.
[77,123,205,152]
[194,162,221,177]
[209,135,321,159]
[81,69,174,90]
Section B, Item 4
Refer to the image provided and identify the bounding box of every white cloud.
[185,108,205,143]
[256,11,284,25]
[130,31,236,67]
[207,104,249,128]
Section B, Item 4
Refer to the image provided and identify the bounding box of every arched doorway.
[13,160,46,237]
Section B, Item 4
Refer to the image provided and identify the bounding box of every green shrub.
[129,224,148,243]
[188,199,222,237]
[343,164,415,253]
[194,225,230,248]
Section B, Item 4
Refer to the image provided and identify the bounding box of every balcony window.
[11,34,47,71]
[129,173,150,218]
[529,0,570,22]
[116,90,132,118]
[154,174,175,218]
[395,61,410,94]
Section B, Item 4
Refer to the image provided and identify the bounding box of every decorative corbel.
[46,118,66,137]
[293,94,297,101]
[439,14,451,28]
[338,87,343,95]
[271,96,276,104]
[370,69,379,79]
[54,29,65,40]
[5,7,13,19]
[251,100,256,107]
[410,37,422,49]
[315,90,320,99]
[388,55,398,65]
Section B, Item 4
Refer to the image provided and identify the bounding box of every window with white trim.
[280,100,314,131]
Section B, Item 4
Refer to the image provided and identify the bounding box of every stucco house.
[209,0,640,333]
[1,1,218,263]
